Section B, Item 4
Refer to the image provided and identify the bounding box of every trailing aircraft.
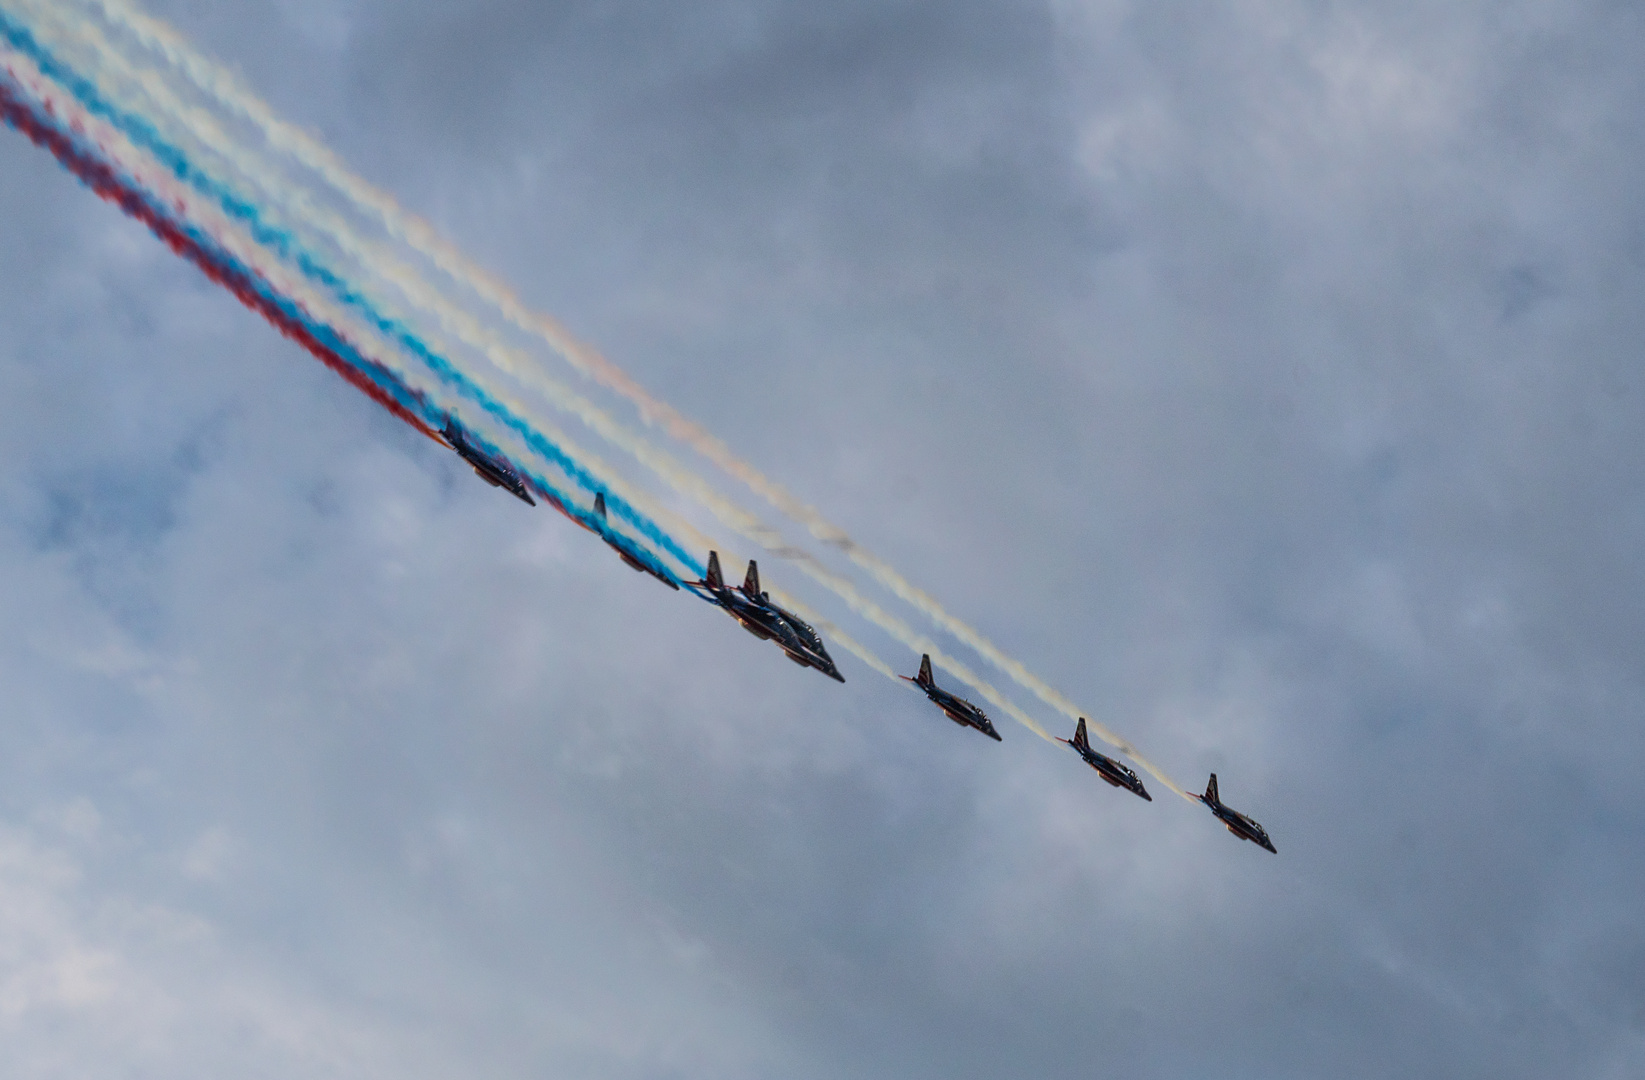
[590,493,679,589]
[1196,774,1276,852]
[685,551,844,682]
[1058,718,1150,800]
[441,419,536,506]
[900,654,1002,741]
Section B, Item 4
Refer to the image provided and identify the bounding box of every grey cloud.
[3,0,1645,1076]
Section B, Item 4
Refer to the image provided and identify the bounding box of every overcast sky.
[2,1,1643,1076]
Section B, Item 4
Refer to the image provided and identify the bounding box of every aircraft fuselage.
[1078,747,1151,800]
[590,494,680,589]
[901,656,1001,741]
[443,422,536,506]
[686,553,845,682]
[1197,774,1276,852]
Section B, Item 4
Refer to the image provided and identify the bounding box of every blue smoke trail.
[0,9,697,575]
[0,38,699,581]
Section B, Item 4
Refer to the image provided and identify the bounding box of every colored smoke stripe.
[64,0,1188,789]
[0,55,667,568]
[24,0,1072,747]
[0,67,436,439]
[0,3,1092,754]
[2,1,1204,798]
[0,6,699,580]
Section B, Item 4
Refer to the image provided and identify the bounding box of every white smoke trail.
[0,22,683,594]
[59,0,1191,795]
[75,0,1172,761]
[14,0,1054,740]
[0,45,441,435]
[23,0,803,554]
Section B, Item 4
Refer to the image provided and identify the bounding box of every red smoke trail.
[0,74,441,443]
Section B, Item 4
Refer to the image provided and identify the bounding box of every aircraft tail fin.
[1204,774,1220,805]
[594,492,608,520]
[917,653,934,688]
[705,551,724,590]
[1074,717,1090,751]
[743,559,761,597]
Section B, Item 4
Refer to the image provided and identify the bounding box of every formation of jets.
[441,413,1273,853]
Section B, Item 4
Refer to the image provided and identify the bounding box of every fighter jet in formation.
[1058,718,1150,800]
[901,654,1002,741]
[589,493,679,589]
[441,419,536,506]
[685,552,844,682]
[1195,774,1276,852]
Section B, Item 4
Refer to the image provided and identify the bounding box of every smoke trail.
[0,73,440,447]
[73,0,1184,782]
[0,7,938,696]
[0,6,1031,733]
[1,12,917,694]
[35,1,1195,793]
[11,3,969,700]
[0,42,707,608]
[19,0,805,556]
[0,8,715,582]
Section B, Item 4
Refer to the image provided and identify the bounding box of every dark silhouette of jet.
[686,552,844,682]
[1058,718,1150,800]
[441,420,536,506]
[1196,774,1276,853]
[900,654,1001,741]
[590,493,678,589]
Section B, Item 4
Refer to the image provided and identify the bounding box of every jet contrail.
[0,16,931,701]
[69,0,1186,790]
[15,1,1195,797]
[19,0,805,560]
[0,5,961,714]
[11,0,1070,738]
[0,34,711,604]
[0,7,719,580]
[0,66,437,440]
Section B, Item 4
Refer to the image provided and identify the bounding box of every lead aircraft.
[1058,718,1150,800]
[901,654,1002,741]
[1196,774,1276,853]
[686,552,844,682]
[441,419,536,506]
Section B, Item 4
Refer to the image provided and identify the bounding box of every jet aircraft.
[1195,774,1276,852]
[900,654,1002,741]
[1057,718,1150,800]
[441,420,536,506]
[685,551,844,682]
[590,493,678,589]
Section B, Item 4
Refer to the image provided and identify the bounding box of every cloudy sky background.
[1,0,1643,1076]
